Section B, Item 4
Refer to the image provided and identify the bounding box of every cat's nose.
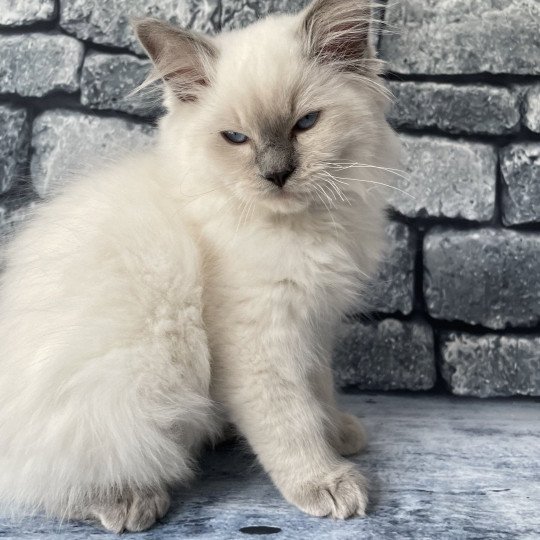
[264,168,295,188]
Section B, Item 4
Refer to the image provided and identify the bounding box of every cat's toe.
[125,490,171,532]
[288,464,368,519]
[95,497,130,534]
[89,488,171,533]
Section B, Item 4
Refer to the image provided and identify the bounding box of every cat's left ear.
[301,0,376,74]
[134,18,218,102]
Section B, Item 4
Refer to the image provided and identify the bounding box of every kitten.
[0,0,400,532]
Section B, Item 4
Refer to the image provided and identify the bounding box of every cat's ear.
[301,0,376,74]
[134,18,218,102]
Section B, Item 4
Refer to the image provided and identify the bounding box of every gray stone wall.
[0,0,538,397]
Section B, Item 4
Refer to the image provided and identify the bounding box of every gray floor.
[2,394,539,539]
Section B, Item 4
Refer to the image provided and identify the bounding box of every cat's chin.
[258,189,311,215]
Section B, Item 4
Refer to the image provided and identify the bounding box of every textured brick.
[381,0,540,75]
[333,319,435,391]
[0,0,55,26]
[0,34,83,97]
[501,144,540,226]
[81,53,162,117]
[424,229,540,329]
[441,332,540,397]
[388,82,520,135]
[31,110,154,197]
[524,85,540,134]
[0,105,30,194]
[60,0,220,54]
[221,0,310,30]
[367,222,415,315]
[389,136,496,221]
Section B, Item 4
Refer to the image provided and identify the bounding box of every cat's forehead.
[213,16,319,132]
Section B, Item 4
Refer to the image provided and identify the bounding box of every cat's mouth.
[274,188,295,199]
[260,184,310,214]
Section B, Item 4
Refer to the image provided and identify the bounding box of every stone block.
[0,105,30,194]
[81,52,162,117]
[367,222,415,315]
[441,332,540,397]
[221,0,310,30]
[387,82,520,135]
[424,229,540,329]
[389,136,496,221]
[523,85,540,134]
[380,0,540,75]
[333,319,435,391]
[0,0,55,26]
[0,33,83,97]
[500,144,540,226]
[31,110,154,197]
[60,0,220,54]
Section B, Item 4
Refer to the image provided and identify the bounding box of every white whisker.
[324,161,410,181]
[324,171,415,199]
[311,185,339,237]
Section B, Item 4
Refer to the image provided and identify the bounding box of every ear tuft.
[301,0,376,75]
[133,18,218,102]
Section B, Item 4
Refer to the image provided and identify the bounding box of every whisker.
[317,182,338,207]
[235,198,249,236]
[324,171,415,199]
[311,186,339,237]
[320,178,342,202]
[323,161,410,181]
[318,174,353,206]
[180,186,220,205]
[244,196,256,228]
[320,176,350,205]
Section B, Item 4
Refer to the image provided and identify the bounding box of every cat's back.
[0,151,202,372]
[3,151,196,291]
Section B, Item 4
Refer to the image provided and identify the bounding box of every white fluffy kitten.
[0,0,399,532]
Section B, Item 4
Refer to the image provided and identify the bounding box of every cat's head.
[136,0,393,214]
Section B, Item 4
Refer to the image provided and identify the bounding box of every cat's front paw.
[286,464,368,519]
[333,412,367,456]
[87,487,170,533]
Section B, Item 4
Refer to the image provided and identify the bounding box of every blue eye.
[221,130,248,144]
[295,111,319,131]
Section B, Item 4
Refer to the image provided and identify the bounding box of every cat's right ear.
[301,0,376,75]
[134,19,218,102]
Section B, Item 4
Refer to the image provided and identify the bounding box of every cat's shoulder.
[12,151,185,250]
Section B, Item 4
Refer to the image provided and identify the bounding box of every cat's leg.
[212,326,368,519]
[311,363,367,456]
[63,268,216,532]
[74,337,213,532]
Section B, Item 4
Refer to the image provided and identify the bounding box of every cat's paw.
[287,464,368,519]
[333,412,367,456]
[88,488,170,533]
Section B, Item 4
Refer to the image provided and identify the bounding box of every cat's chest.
[200,212,360,310]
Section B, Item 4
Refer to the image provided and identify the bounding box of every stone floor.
[1,393,539,539]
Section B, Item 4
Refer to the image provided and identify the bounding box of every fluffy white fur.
[0,0,400,532]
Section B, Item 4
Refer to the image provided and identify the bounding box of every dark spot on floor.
[240,525,282,535]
